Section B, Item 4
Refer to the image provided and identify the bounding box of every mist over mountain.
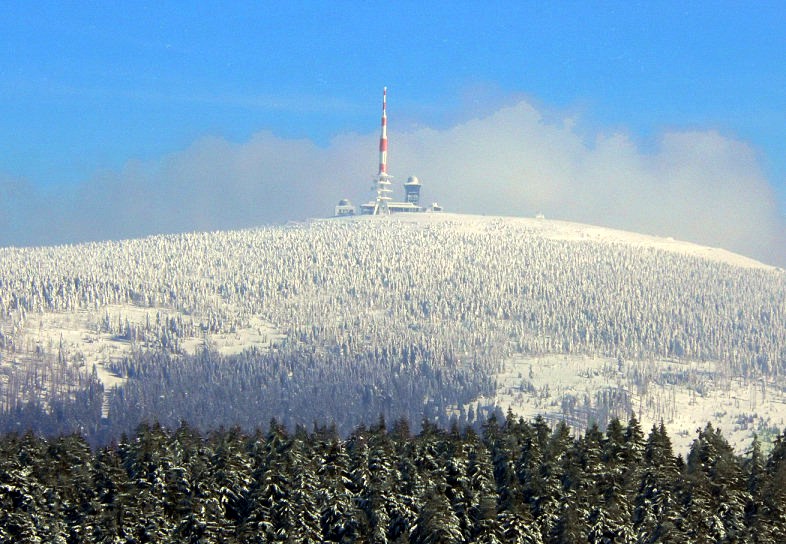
[0,213,783,448]
[2,97,784,267]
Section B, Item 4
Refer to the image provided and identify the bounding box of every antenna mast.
[373,87,392,215]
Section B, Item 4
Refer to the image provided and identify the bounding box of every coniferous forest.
[2,216,785,449]
[2,412,786,543]
[2,217,785,541]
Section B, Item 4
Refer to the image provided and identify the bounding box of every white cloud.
[1,98,784,266]
[395,103,786,267]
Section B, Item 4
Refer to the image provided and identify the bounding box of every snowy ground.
[1,212,781,438]
[374,213,779,452]
[1,303,282,416]
[346,213,773,270]
[489,354,786,454]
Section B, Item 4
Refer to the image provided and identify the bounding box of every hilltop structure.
[335,88,442,216]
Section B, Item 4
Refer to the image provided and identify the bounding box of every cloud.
[1,98,784,267]
[395,102,786,266]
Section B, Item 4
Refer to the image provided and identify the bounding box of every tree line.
[0,343,495,447]
[2,411,786,543]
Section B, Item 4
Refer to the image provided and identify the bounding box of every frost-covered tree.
[1,216,784,442]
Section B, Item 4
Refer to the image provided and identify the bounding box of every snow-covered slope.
[0,213,783,449]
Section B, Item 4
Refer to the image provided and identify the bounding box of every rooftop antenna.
[373,86,392,215]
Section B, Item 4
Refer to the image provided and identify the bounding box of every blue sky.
[1,2,785,264]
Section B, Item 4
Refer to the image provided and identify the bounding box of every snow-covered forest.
[0,214,784,444]
[2,412,786,542]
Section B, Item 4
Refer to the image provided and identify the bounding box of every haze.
[1,3,784,266]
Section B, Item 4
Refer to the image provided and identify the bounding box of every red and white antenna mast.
[379,86,388,176]
[373,86,392,215]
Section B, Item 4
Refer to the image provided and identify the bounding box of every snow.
[180,315,284,356]
[0,212,782,442]
[491,354,786,454]
[1,303,281,417]
[10,304,282,372]
[342,212,773,270]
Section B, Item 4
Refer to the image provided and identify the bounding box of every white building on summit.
[334,88,441,217]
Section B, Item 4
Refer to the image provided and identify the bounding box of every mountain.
[0,213,784,450]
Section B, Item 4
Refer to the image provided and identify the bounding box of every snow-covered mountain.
[1,213,784,450]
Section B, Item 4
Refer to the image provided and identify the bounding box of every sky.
[1,1,785,266]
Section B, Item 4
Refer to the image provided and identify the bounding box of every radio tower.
[373,87,392,215]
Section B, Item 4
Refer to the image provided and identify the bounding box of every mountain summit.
[1,213,783,449]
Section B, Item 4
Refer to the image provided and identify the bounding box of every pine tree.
[358,418,399,543]
[759,429,786,541]
[561,423,605,542]
[411,483,464,544]
[240,420,290,542]
[463,432,503,543]
[287,432,322,543]
[587,418,635,543]
[532,420,573,540]
[209,427,254,525]
[0,432,51,543]
[682,423,748,541]
[5,411,786,542]
[388,433,420,542]
[42,434,96,542]
[741,433,775,542]
[623,414,645,466]
[633,423,682,542]
[91,444,133,543]
[123,422,179,541]
[319,429,361,542]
